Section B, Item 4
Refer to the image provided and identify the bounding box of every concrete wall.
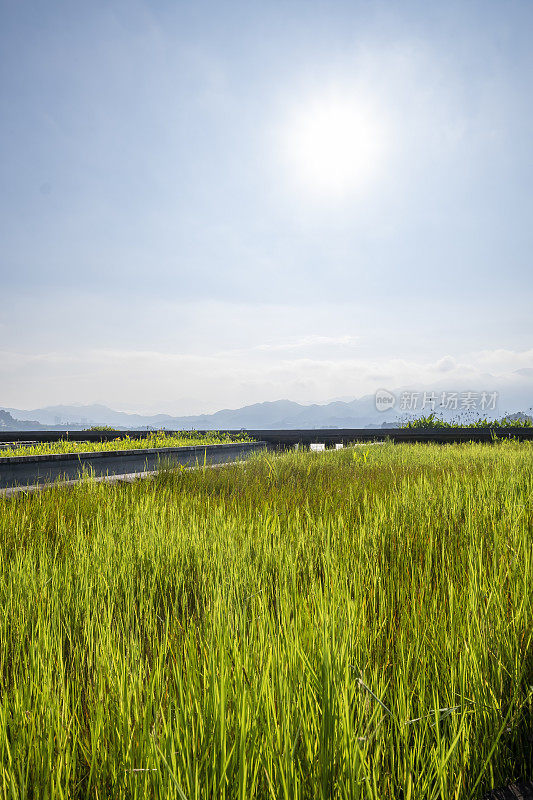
[0,441,266,490]
[1,428,532,448]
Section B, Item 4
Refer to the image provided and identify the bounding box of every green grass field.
[0,431,252,459]
[0,442,532,799]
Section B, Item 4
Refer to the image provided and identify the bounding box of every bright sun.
[281,91,388,199]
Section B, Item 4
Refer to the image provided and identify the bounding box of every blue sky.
[1,0,532,414]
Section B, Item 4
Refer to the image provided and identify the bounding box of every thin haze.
[1,0,532,415]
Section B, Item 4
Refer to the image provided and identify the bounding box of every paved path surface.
[0,460,244,498]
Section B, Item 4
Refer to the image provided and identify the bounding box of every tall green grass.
[401,413,533,429]
[0,442,531,799]
[0,430,252,459]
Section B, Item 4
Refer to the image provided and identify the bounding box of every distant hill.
[0,409,46,431]
[3,398,397,430]
[505,411,533,423]
[3,396,531,431]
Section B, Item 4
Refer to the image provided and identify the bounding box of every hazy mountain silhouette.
[3,392,531,431]
[4,398,390,429]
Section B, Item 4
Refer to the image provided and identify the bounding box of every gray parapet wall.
[1,428,533,448]
[0,441,266,490]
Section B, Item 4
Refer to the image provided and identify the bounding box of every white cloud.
[435,355,457,372]
[1,344,531,414]
[474,348,533,371]
[250,335,360,353]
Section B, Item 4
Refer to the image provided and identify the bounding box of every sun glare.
[281,91,388,199]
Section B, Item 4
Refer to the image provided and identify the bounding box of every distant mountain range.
[1,396,532,431]
[2,399,389,430]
